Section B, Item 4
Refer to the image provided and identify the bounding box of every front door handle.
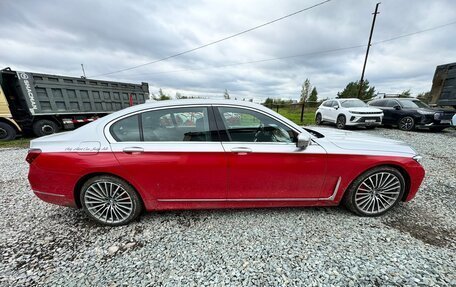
[231,147,252,154]
[123,147,144,154]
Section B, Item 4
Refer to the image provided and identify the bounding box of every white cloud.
[0,0,455,101]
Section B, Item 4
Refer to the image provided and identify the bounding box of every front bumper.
[347,115,382,126]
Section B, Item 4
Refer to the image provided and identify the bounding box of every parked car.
[27,100,425,226]
[315,98,383,129]
[452,114,456,127]
[368,98,455,131]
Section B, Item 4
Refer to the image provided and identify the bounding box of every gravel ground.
[0,128,455,286]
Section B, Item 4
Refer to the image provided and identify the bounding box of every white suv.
[315,98,383,129]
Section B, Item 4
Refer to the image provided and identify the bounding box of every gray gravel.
[0,128,455,286]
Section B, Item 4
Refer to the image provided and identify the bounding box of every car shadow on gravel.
[383,205,456,248]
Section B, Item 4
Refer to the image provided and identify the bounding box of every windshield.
[339,99,367,108]
[398,99,429,109]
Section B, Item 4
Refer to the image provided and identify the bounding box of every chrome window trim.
[104,103,305,144]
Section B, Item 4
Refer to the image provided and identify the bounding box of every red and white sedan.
[27,100,425,226]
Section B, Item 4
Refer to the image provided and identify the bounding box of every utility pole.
[81,64,87,79]
[358,2,380,99]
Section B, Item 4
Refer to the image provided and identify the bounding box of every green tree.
[417,91,431,104]
[300,78,311,103]
[155,88,171,101]
[398,89,412,98]
[308,87,318,102]
[264,98,274,105]
[223,89,230,99]
[338,80,375,101]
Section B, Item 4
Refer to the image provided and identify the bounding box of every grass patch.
[272,106,317,126]
[0,138,31,149]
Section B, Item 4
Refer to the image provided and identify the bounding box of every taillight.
[26,149,41,164]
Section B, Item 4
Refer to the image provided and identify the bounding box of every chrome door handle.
[123,147,144,154]
[231,147,252,153]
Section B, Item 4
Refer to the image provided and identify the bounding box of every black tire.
[0,122,17,141]
[80,175,143,226]
[336,115,346,129]
[33,119,60,137]
[315,113,322,125]
[398,116,415,131]
[343,166,405,217]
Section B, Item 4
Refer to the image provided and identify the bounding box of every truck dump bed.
[0,68,149,116]
[430,62,456,108]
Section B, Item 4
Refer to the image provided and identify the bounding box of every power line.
[91,0,332,77]
[372,20,456,44]
[129,45,367,76]
[124,19,456,77]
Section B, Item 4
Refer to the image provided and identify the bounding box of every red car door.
[216,106,327,200]
[108,106,227,203]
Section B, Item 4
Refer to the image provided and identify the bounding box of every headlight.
[413,155,423,163]
[348,110,360,114]
[417,110,435,115]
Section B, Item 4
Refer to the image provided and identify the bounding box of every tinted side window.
[322,101,331,107]
[110,115,141,142]
[385,100,398,107]
[141,107,213,141]
[218,107,295,143]
[370,100,385,107]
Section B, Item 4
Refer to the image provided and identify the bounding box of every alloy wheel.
[336,116,346,129]
[354,172,402,215]
[83,181,133,224]
[399,117,414,131]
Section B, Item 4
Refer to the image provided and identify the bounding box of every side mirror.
[296,133,311,149]
[333,105,339,110]
[393,105,401,110]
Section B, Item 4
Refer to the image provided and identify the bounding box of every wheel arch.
[341,163,411,202]
[73,172,146,209]
[0,117,21,132]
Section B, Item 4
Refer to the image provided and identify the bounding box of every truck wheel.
[0,122,17,141]
[33,120,60,137]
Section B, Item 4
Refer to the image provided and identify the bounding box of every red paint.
[27,151,425,211]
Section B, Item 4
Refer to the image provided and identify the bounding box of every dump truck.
[0,68,149,140]
[429,62,456,109]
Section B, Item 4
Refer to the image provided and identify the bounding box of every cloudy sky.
[0,0,455,101]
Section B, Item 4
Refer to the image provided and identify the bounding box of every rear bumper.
[28,164,78,207]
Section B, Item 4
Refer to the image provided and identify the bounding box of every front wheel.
[0,122,17,141]
[336,115,346,129]
[315,113,322,125]
[343,166,405,216]
[80,176,143,226]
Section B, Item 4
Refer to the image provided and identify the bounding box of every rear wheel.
[336,115,346,129]
[343,166,405,216]
[0,122,17,141]
[33,119,60,137]
[315,113,322,125]
[398,116,415,131]
[80,176,143,226]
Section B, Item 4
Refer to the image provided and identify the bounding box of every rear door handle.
[123,147,144,154]
[231,147,252,154]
